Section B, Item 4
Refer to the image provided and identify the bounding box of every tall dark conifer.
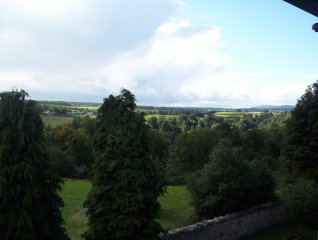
[0,90,69,240]
[84,89,163,240]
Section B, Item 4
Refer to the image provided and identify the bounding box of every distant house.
[42,110,56,115]
[69,110,82,115]
[43,110,51,115]
[84,112,94,116]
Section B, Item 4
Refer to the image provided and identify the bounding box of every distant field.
[215,111,262,117]
[41,115,74,127]
[145,114,180,121]
[61,180,193,240]
[72,106,99,111]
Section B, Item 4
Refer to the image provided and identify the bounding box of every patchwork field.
[41,115,74,127]
[61,179,193,240]
[215,111,262,117]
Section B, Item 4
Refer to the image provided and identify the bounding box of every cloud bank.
[0,0,313,107]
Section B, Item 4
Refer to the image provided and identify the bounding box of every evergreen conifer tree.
[84,89,163,240]
[0,90,69,240]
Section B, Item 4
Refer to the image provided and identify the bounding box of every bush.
[279,178,318,228]
[188,140,276,219]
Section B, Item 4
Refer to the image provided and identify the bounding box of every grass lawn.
[60,179,91,240]
[60,179,316,240]
[158,186,194,230]
[41,115,74,127]
[241,221,316,240]
[61,179,193,240]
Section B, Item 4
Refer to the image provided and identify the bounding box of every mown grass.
[41,115,74,127]
[61,180,315,240]
[60,179,90,240]
[61,179,193,240]
[158,186,194,230]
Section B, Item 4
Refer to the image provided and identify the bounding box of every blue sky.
[0,0,317,107]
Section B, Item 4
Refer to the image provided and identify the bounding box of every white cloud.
[94,20,230,104]
[0,0,176,71]
[0,0,311,107]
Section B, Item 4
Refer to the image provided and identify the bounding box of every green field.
[61,180,90,240]
[61,179,193,240]
[215,111,262,116]
[61,179,315,240]
[41,115,74,127]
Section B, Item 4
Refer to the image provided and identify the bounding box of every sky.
[0,0,317,107]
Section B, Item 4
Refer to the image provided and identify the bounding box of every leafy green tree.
[0,90,69,240]
[47,146,77,178]
[188,140,276,219]
[285,82,318,180]
[84,89,164,240]
[173,128,219,173]
[46,125,93,177]
[173,124,240,173]
[279,178,318,228]
[147,116,159,129]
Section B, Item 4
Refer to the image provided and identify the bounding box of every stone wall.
[160,202,285,240]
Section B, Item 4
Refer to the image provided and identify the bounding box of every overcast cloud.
[0,0,314,107]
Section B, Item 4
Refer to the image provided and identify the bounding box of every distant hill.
[139,105,294,112]
[248,105,294,111]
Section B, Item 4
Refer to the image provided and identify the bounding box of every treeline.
[45,105,287,181]
[39,101,99,114]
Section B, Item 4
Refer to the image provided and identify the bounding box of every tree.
[84,89,164,240]
[188,140,276,220]
[173,128,219,173]
[279,178,318,228]
[285,81,318,180]
[47,125,93,177]
[173,124,240,173]
[0,90,69,240]
[147,116,159,129]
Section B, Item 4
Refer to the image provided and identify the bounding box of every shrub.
[279,178,318,228]
[188,140,276,219]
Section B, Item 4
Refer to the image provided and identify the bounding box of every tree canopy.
[285,81,318,180]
